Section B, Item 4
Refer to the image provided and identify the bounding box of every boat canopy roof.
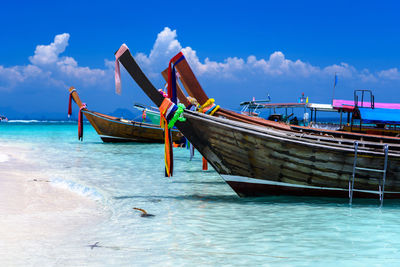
[357,108,400,125]
[307,103,336,112]
[333,99,400,111]
[243,102,337,112]
[241,102,306,109]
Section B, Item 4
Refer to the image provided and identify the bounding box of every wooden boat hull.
[68,87,182,143]
[115,45,400,199]
[182,111,400,198]
[83,110,181,143]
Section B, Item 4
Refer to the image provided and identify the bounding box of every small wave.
[7,120,40,123]
[0,153,9,163]
[51,178,102,201]
[7,120,77,123]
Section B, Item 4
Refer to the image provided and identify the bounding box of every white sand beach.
[0,143,105,265]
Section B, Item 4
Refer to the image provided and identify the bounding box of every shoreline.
[0,142,106,265]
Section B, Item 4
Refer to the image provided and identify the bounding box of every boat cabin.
[240,90,400,136]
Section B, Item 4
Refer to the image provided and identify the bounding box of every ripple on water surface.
[1,123,400,266]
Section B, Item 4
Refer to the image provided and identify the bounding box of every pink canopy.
[333,99,400,111]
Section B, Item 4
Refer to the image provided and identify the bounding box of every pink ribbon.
[115,44,129,95]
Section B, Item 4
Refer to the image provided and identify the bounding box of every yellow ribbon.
[198,98,215,113]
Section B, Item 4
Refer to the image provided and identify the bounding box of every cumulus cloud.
[0,33,111,91]
[378,68,400,80]
[29,33,70,66]
[0,64,52,91]
[1,27,400,101]
[135,27,182,75]
[133,27,400,92]
[135,27,323,78]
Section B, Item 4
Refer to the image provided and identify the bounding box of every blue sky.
[1,0,400,118]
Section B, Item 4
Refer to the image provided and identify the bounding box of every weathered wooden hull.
[83,110,181,143]
[181,111,400,198]
[115,45,400,199]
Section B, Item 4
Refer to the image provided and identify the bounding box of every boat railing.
[239,99,272,116]
[133,103,159,114]
[291,125,400,147]
[349,141,389,206]
[354,90,375,109]
[277,125,400,156]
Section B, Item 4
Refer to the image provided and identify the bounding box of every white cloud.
[135,27,182,74]
[378,68,400,80]
[323,63,356,78]
[0,64,53,91]
[1,27,400,96]
[0,33,110,91]
[131,27,400,96]
[246,52,320,77]
[29,33,70,66]
[135,27,390,84]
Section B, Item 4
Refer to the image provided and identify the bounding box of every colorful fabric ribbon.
[202,157,208,170]
[168,103,186,129]
[168,52,185,104]
[205,104,220,116]
[161,52,187,176]
[159,98,177,177]
[78,103,87,141]
[158,89,168,98]
[114,44,129,95]
[68,88,76,118]
[198,98,220,115]
[142,109,147,122]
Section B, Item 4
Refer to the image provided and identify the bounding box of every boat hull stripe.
[221,175,400,195]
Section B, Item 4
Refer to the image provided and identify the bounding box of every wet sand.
[0,143,105,265]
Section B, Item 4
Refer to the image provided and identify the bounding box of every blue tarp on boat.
[358,108,400,125]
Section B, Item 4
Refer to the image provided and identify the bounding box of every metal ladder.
[349,141,389,207]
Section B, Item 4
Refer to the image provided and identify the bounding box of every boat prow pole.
[165,53,292,130]
[117,48,164,107]
[161,68,191,107]
[167,54,209,105]
[115,44,218,155]
[69,86,86,109]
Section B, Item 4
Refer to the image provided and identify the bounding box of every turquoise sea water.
[2,122,400,266]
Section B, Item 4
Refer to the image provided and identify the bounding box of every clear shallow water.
[1,122,400,266]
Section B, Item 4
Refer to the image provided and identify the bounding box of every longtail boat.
[68,87,182,143]
[115,44,400,203]
[238,93,400,137]
[165,54,400,140]
[0,114,8,122]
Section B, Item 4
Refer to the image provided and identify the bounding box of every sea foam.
[0,153,9,163]
[51,178,103,201]
[7,120,74,123]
